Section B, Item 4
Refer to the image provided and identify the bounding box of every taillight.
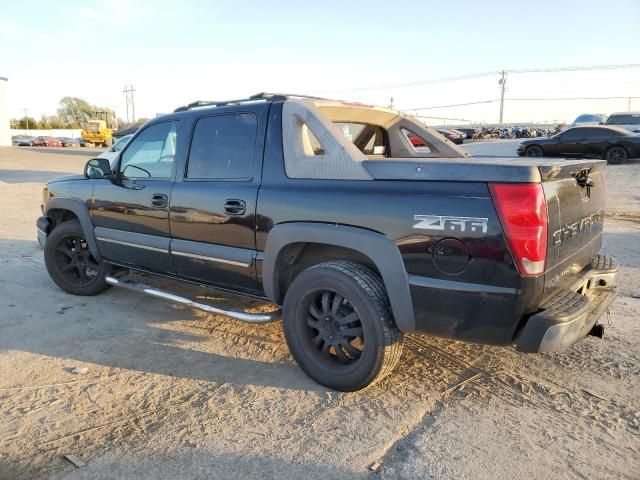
[489,183,548,276]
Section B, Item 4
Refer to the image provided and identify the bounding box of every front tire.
[525,145,544,157]
[605,146,628,164]
[282,261,404,392]
[44,220,111,296]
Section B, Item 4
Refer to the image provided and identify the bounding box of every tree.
[38,114,51,129]
[18,117,37,129]
[57,97,93,127]
[48,116,65,129]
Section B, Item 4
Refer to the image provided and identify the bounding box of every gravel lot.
[1,144,639,480]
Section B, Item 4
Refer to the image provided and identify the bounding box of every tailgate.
[542,160,606,295]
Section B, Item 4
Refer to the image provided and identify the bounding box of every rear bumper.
[515,254,618,353]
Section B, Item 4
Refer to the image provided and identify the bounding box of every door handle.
[151,193,168,208]
[224,199,246,215]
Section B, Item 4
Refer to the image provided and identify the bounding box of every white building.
[0,77,10,146]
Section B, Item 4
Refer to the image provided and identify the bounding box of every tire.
[282,260,404,392]
[605,146,628,164]
[44,220,111,296]
[525,145,544,157]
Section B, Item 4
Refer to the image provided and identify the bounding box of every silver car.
[605,112,640,133]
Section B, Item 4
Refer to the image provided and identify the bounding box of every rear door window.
[187,113,257,180]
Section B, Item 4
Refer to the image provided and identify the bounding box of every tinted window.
[120,122,177,179]
[187,113,257,179]
[585,127,625,138]
[559,129,582,141]
[606,114,640,125]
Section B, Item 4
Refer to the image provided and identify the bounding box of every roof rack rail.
[173,92,332,112]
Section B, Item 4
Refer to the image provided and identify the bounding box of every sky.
[1,0,639,125]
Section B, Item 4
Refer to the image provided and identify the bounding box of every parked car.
[567,113,608,128]
[98,134,133,165]
[11,136,33,146]
[455,127,478,139]
[37,93,617,391]
[604,112,640,133]
[517,125,640,164]
[436,129,464,144]
[58,137,80,147]
[32,136,63,147]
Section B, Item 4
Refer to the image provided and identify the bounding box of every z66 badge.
[413,215,488,234]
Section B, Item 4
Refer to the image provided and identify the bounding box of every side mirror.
[84,158,112,179]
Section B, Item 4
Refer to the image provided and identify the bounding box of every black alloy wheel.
[53,235,100,286]
[305,289,365,365]
[525,145,544,157]
[44,220,111,295]
[605,146,628,164]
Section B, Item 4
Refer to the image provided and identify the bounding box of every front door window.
[120,122,178,179]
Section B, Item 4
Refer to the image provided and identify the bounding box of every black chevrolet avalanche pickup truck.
[37,93,618,391]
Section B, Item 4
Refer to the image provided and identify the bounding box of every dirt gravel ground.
[0,145,638,479]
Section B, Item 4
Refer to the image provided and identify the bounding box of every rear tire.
[44,220,111,296]
[525,145,544,157]
[605,146,628,164]
[282,261,404,392]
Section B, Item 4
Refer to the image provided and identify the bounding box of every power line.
[506,95,640,101]
[412,115,470,122]
[330,63,640,93]
[404,99,497,111]
[402,95,640,111]
[508,63,640,74]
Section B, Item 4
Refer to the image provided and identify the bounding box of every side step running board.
[105,275,281,324]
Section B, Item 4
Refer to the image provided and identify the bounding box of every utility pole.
[22,108,30,129]
[498,71,507,124]
[629,97,632,112]
[123,85,136,123]
[388,96,394,109]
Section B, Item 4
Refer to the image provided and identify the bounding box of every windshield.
[86,121,101,132]
[574,114,603,123]
[606,114,640,125]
